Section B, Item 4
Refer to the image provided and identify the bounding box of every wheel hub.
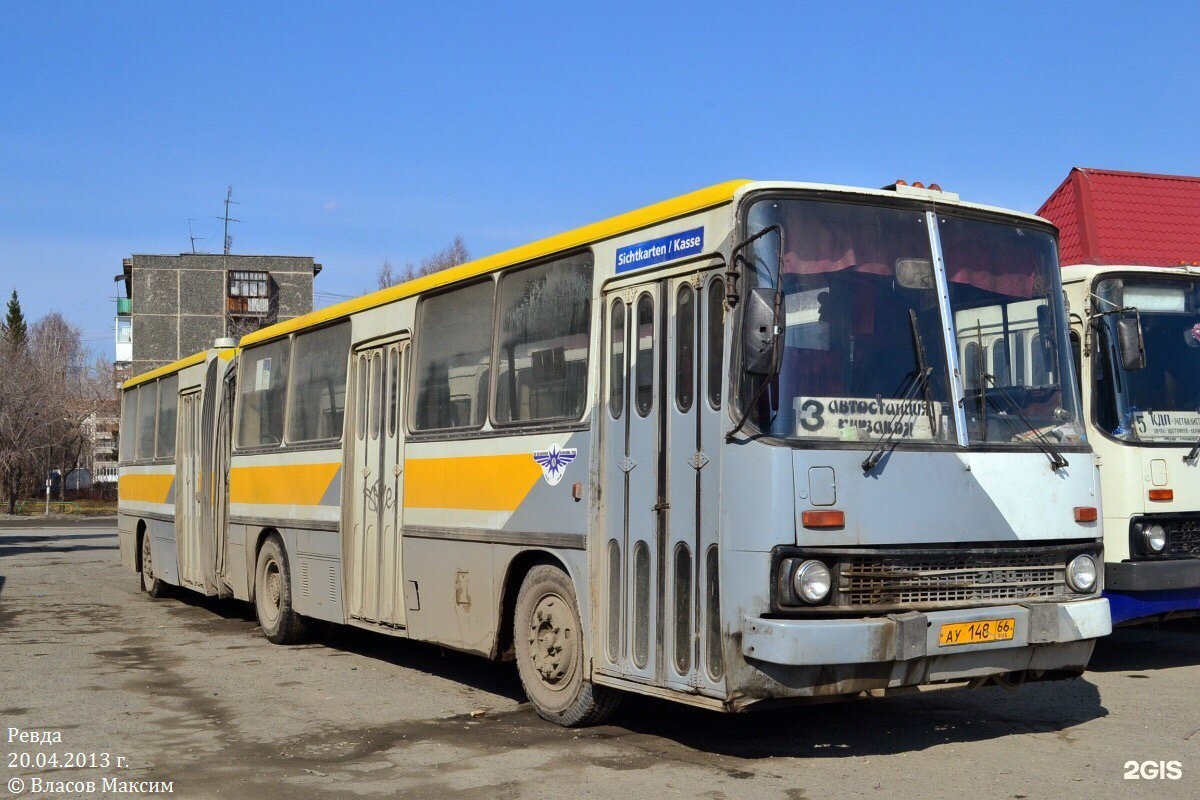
[528,594,576,687]
[265,563,281,611]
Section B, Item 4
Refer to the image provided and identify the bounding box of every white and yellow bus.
[1062,265,1200,624]
[120,179,1110,726]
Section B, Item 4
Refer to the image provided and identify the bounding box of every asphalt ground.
[1,522,1197,799]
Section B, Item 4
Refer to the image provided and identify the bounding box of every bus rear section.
[118,345,237,600]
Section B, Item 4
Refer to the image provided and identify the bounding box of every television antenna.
[215,186,240,255]
[187,219,206,254]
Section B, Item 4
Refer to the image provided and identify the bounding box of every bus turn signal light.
[1073,506,1098,523]
[802,510,845,529]
[1149,489,1174,502]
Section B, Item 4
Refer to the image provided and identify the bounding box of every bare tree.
[376,236,470,290]
[0,310,113,512]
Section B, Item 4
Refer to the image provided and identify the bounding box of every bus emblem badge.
[533,444,577,487]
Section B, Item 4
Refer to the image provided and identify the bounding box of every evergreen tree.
[4,288,27,348]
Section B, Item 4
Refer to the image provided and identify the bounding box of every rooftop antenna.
[187,219,206,254]
[216,186,240,255]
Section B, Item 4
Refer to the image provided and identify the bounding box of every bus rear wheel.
[513,564,620,727]
[140,530,168,598]
[254,535,309,644]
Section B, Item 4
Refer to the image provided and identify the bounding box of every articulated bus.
[119,179,1110,726]
[1062,264,1200,624]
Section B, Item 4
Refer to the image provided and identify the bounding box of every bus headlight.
[1142,523,1167,554]
[1066,554,1098,593]
[792,560,832,604]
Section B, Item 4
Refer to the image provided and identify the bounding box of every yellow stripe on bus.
[118,473,175,505]
[228,463,341,506]
[404,454,542,511]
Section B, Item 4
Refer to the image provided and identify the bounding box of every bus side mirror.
[742,287,785,376]
[1116,313,1147,371]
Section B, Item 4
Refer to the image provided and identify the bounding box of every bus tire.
[140,530,168,598]
[513,564,620,727]
[254,535,309,644]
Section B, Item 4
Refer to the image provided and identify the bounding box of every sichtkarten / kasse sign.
[616,226,704,273]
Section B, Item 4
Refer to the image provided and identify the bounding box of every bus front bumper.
[741,598,1110,667]
[1105,559,1200,624]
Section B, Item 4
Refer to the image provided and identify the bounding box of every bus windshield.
[940,214,1084,446]
[741,197,1084,448]
[1093,275,1200,443]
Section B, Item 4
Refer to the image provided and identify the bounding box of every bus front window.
[940,215,1085,447]
[1094,275,1200,443]
[742,198,956,443]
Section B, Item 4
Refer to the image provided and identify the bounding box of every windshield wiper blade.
[860,367,933,474]
[981,376,1069,471]
[1184,435,1200,464]
[909,309,938,435]
[862,311,937,475]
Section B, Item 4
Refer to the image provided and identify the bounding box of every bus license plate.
[938,618,1015,646]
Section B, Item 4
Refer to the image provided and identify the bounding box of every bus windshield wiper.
[861,310,936,474]
[1184,433,1200,464]
[980,376,1069,471]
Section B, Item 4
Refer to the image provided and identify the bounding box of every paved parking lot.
[1,522,1197,799]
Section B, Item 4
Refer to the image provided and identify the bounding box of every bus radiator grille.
[836,551,1077,608]
[1166,519,1200,558]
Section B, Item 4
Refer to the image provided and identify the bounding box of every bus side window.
[707,278,724,409]
[236,337,292,448]
[155,374,179,460]
[287,322,351,444]
[120,388,137,462]
[1069,331,1082,400]
[493,252,593,425]
[1093,326,1121,433]
[609,300,625,419]
[635,292,655,417]
[963,341,982,390]
[411,279,495,432]
[676,284,694,412]
[991,339,1010,386]
[135,381,159,460]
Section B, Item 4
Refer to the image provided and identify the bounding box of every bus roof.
[124,177,1049,389]
[123,347,235,390]
[239,179,752,347]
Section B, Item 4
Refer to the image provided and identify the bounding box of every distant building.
[114,254,322,375]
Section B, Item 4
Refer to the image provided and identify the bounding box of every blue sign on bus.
[616,226,704,273]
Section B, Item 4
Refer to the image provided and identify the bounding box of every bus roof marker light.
[801,510,845,529]
[1148,489,1174,502]
[1073,506,1098,523]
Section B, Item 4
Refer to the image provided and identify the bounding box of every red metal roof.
[1037,167,1200,267]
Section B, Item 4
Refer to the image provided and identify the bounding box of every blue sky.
[2,2,1198,354]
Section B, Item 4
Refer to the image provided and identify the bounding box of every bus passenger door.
[175,389,205,592]
[346,341,408,628]
[665,271,727,694]
[601,284,661,682]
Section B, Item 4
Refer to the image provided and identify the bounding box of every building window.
[228,271,271,315]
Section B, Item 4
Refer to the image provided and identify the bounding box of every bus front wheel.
[254,535,309,644]
[140,531,168,598]
[513,564,620,727]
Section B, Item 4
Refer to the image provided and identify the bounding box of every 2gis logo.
[1123,760,1183,780]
